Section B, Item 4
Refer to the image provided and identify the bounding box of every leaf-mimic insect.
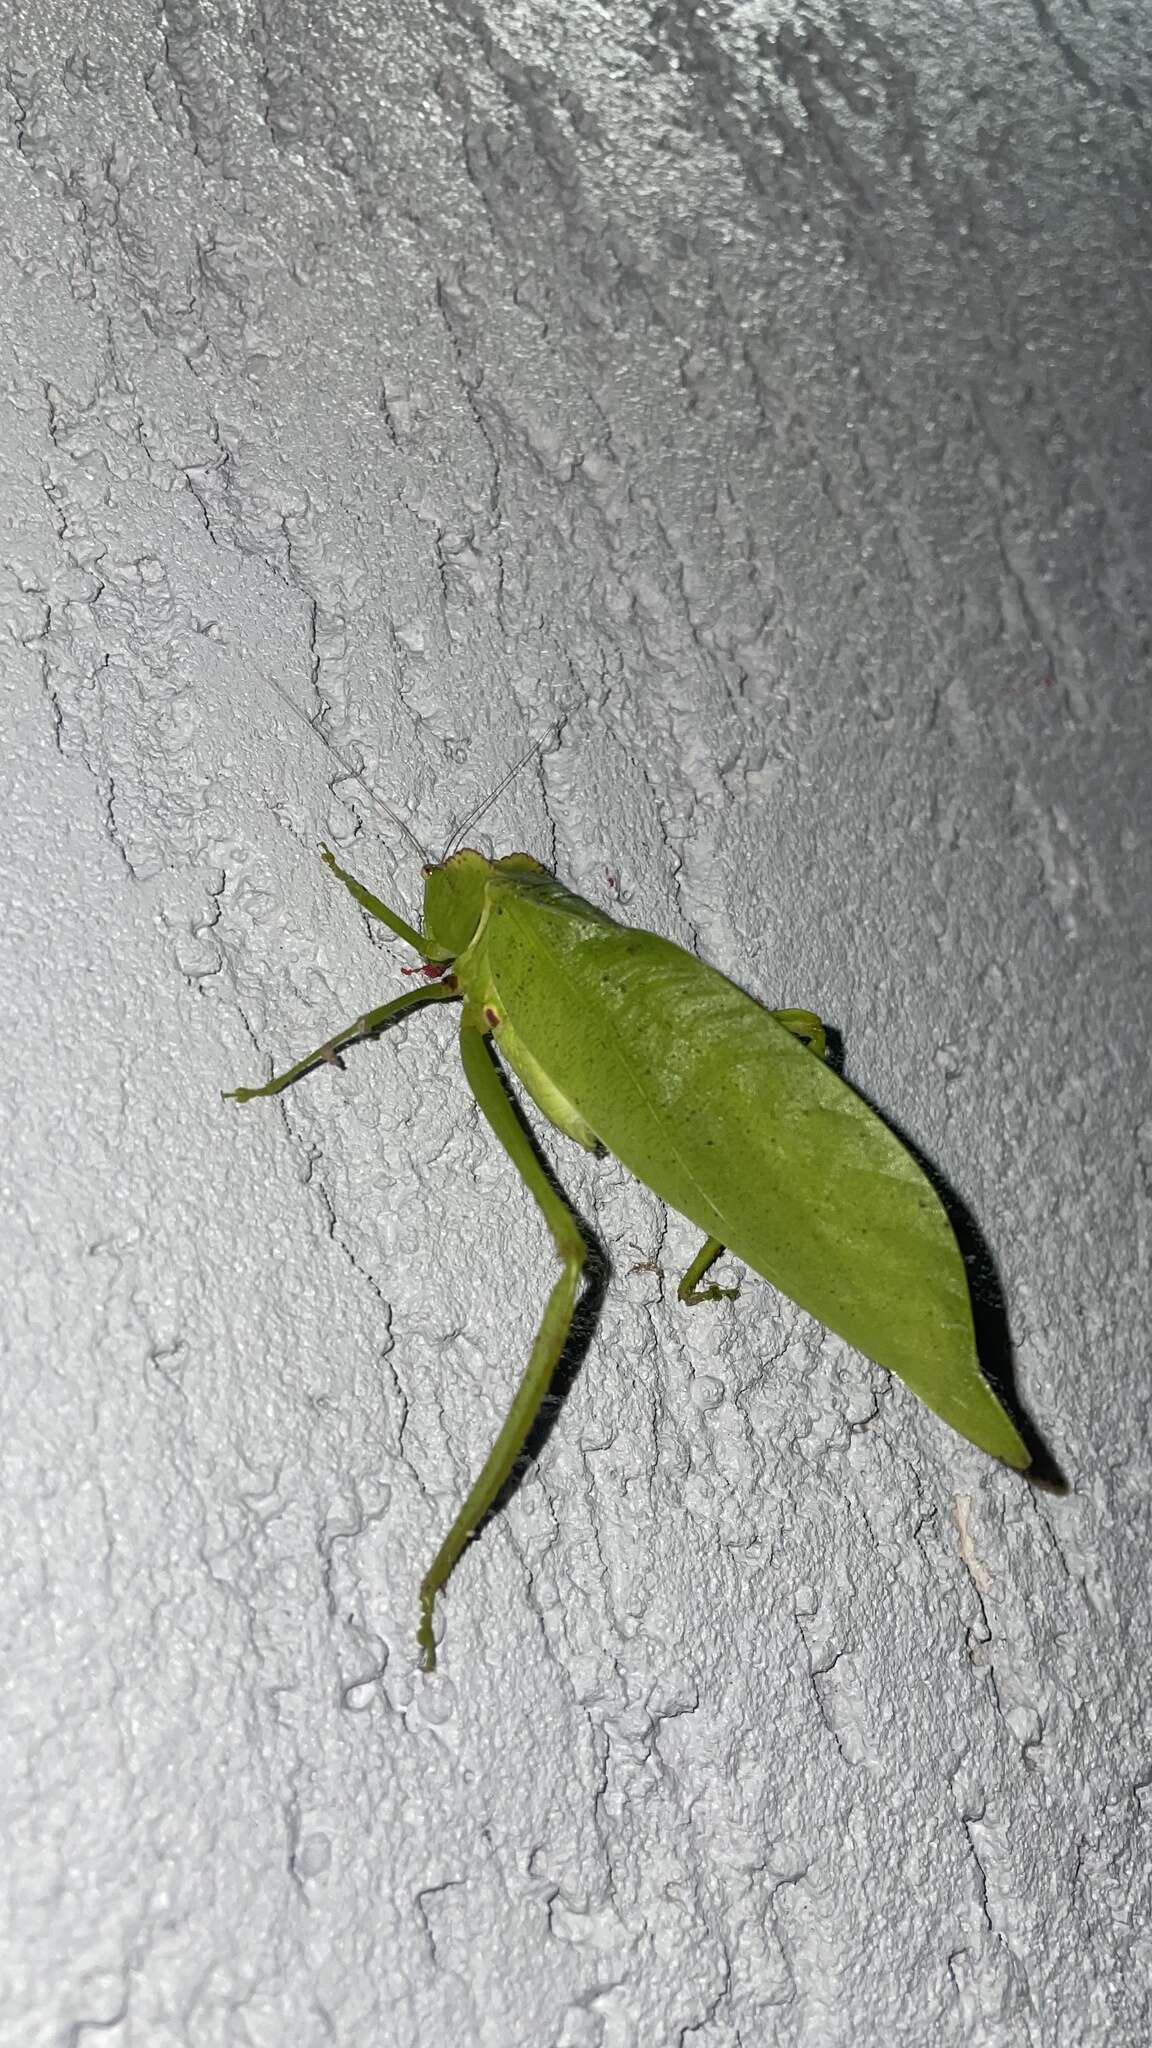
[226,842,1030,1668]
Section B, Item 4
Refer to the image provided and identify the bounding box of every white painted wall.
[2,5,1148,2043]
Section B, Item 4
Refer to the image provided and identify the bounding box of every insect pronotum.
[225,813,1030,1669]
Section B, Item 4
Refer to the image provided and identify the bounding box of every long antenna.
[261,675,433,865]
[439,733,551,861]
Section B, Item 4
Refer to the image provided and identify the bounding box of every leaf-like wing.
[483,871,1027,1467]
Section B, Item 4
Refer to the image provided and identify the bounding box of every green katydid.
[225,824,1030,1669]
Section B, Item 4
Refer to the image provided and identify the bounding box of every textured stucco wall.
[2,4,1149,2044]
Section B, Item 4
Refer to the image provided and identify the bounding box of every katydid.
[226,844,1030,1668]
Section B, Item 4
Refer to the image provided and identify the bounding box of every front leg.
[320,845,442,957]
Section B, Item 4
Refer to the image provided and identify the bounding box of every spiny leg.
[320,845,433,953]
[223,979,459,1102]
[417,1017,589,1671]
[676,1011,829,1305]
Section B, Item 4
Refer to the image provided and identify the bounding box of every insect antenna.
[439,733,551,862]
[261,676,434,865]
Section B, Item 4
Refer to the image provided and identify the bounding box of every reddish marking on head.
[484,1006,500,1029]
[402,961,449,980]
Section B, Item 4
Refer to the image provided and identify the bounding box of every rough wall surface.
[2,4,1149,2043]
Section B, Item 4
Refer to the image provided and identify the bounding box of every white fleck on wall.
[2,4,1149,2043]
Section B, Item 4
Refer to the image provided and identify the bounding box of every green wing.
[481,868,1028,1469]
